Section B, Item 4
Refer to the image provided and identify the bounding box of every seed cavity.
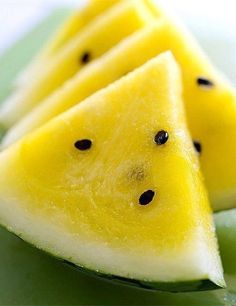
[197,77,214,88]
[139,190,155,205]
[74,139,92,151]
[193,141,202,154]
[80,51,91,64]
[154,130,169,145]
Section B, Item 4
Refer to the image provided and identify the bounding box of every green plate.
[0,9,236,306]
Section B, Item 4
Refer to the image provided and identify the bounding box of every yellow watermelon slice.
[15,0,122,87]
[15,0,162,88]
[0,53,224,291]
[0,0,154,128]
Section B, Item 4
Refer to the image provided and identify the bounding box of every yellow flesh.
[0,54,223,285]
[15,0,122,87]
[4,16,236,211]
[16,0,163,87]
[0,0,154,128]
[37,0,122,55]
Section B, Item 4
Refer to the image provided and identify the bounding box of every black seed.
[74,139,92,151]
[193,141,202,153]
[80,52,91,64]
[139,190,155,205]
[197,77,214,88]
[154,130,169,145]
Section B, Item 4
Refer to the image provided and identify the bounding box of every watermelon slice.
[15,0,163,89]
[4,17,236,212]
[0,53,224,291]
[0,0,154,129]
[15,0,121,88]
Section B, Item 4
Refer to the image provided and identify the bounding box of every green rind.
[63,260,222,292]
[0,225,226,306]
[2,222,222,293]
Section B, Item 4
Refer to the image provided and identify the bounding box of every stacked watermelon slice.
[0,0,236,296]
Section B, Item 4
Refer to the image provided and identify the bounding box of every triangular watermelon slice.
[0,53,224,291]
[0,0,154,129]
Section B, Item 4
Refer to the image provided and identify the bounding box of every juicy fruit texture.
[4,18,236,213]
[0,0,154,129]
[0,53,224,291]
[16,0,121,87]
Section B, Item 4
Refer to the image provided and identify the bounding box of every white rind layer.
[0,194,224,286]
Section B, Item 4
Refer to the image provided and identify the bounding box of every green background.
[0,9,236,306]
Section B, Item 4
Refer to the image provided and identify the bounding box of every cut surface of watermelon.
[15,0,164,89]
[0,0,153,129]
[0,53,224,291]
[15,0,121,87]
